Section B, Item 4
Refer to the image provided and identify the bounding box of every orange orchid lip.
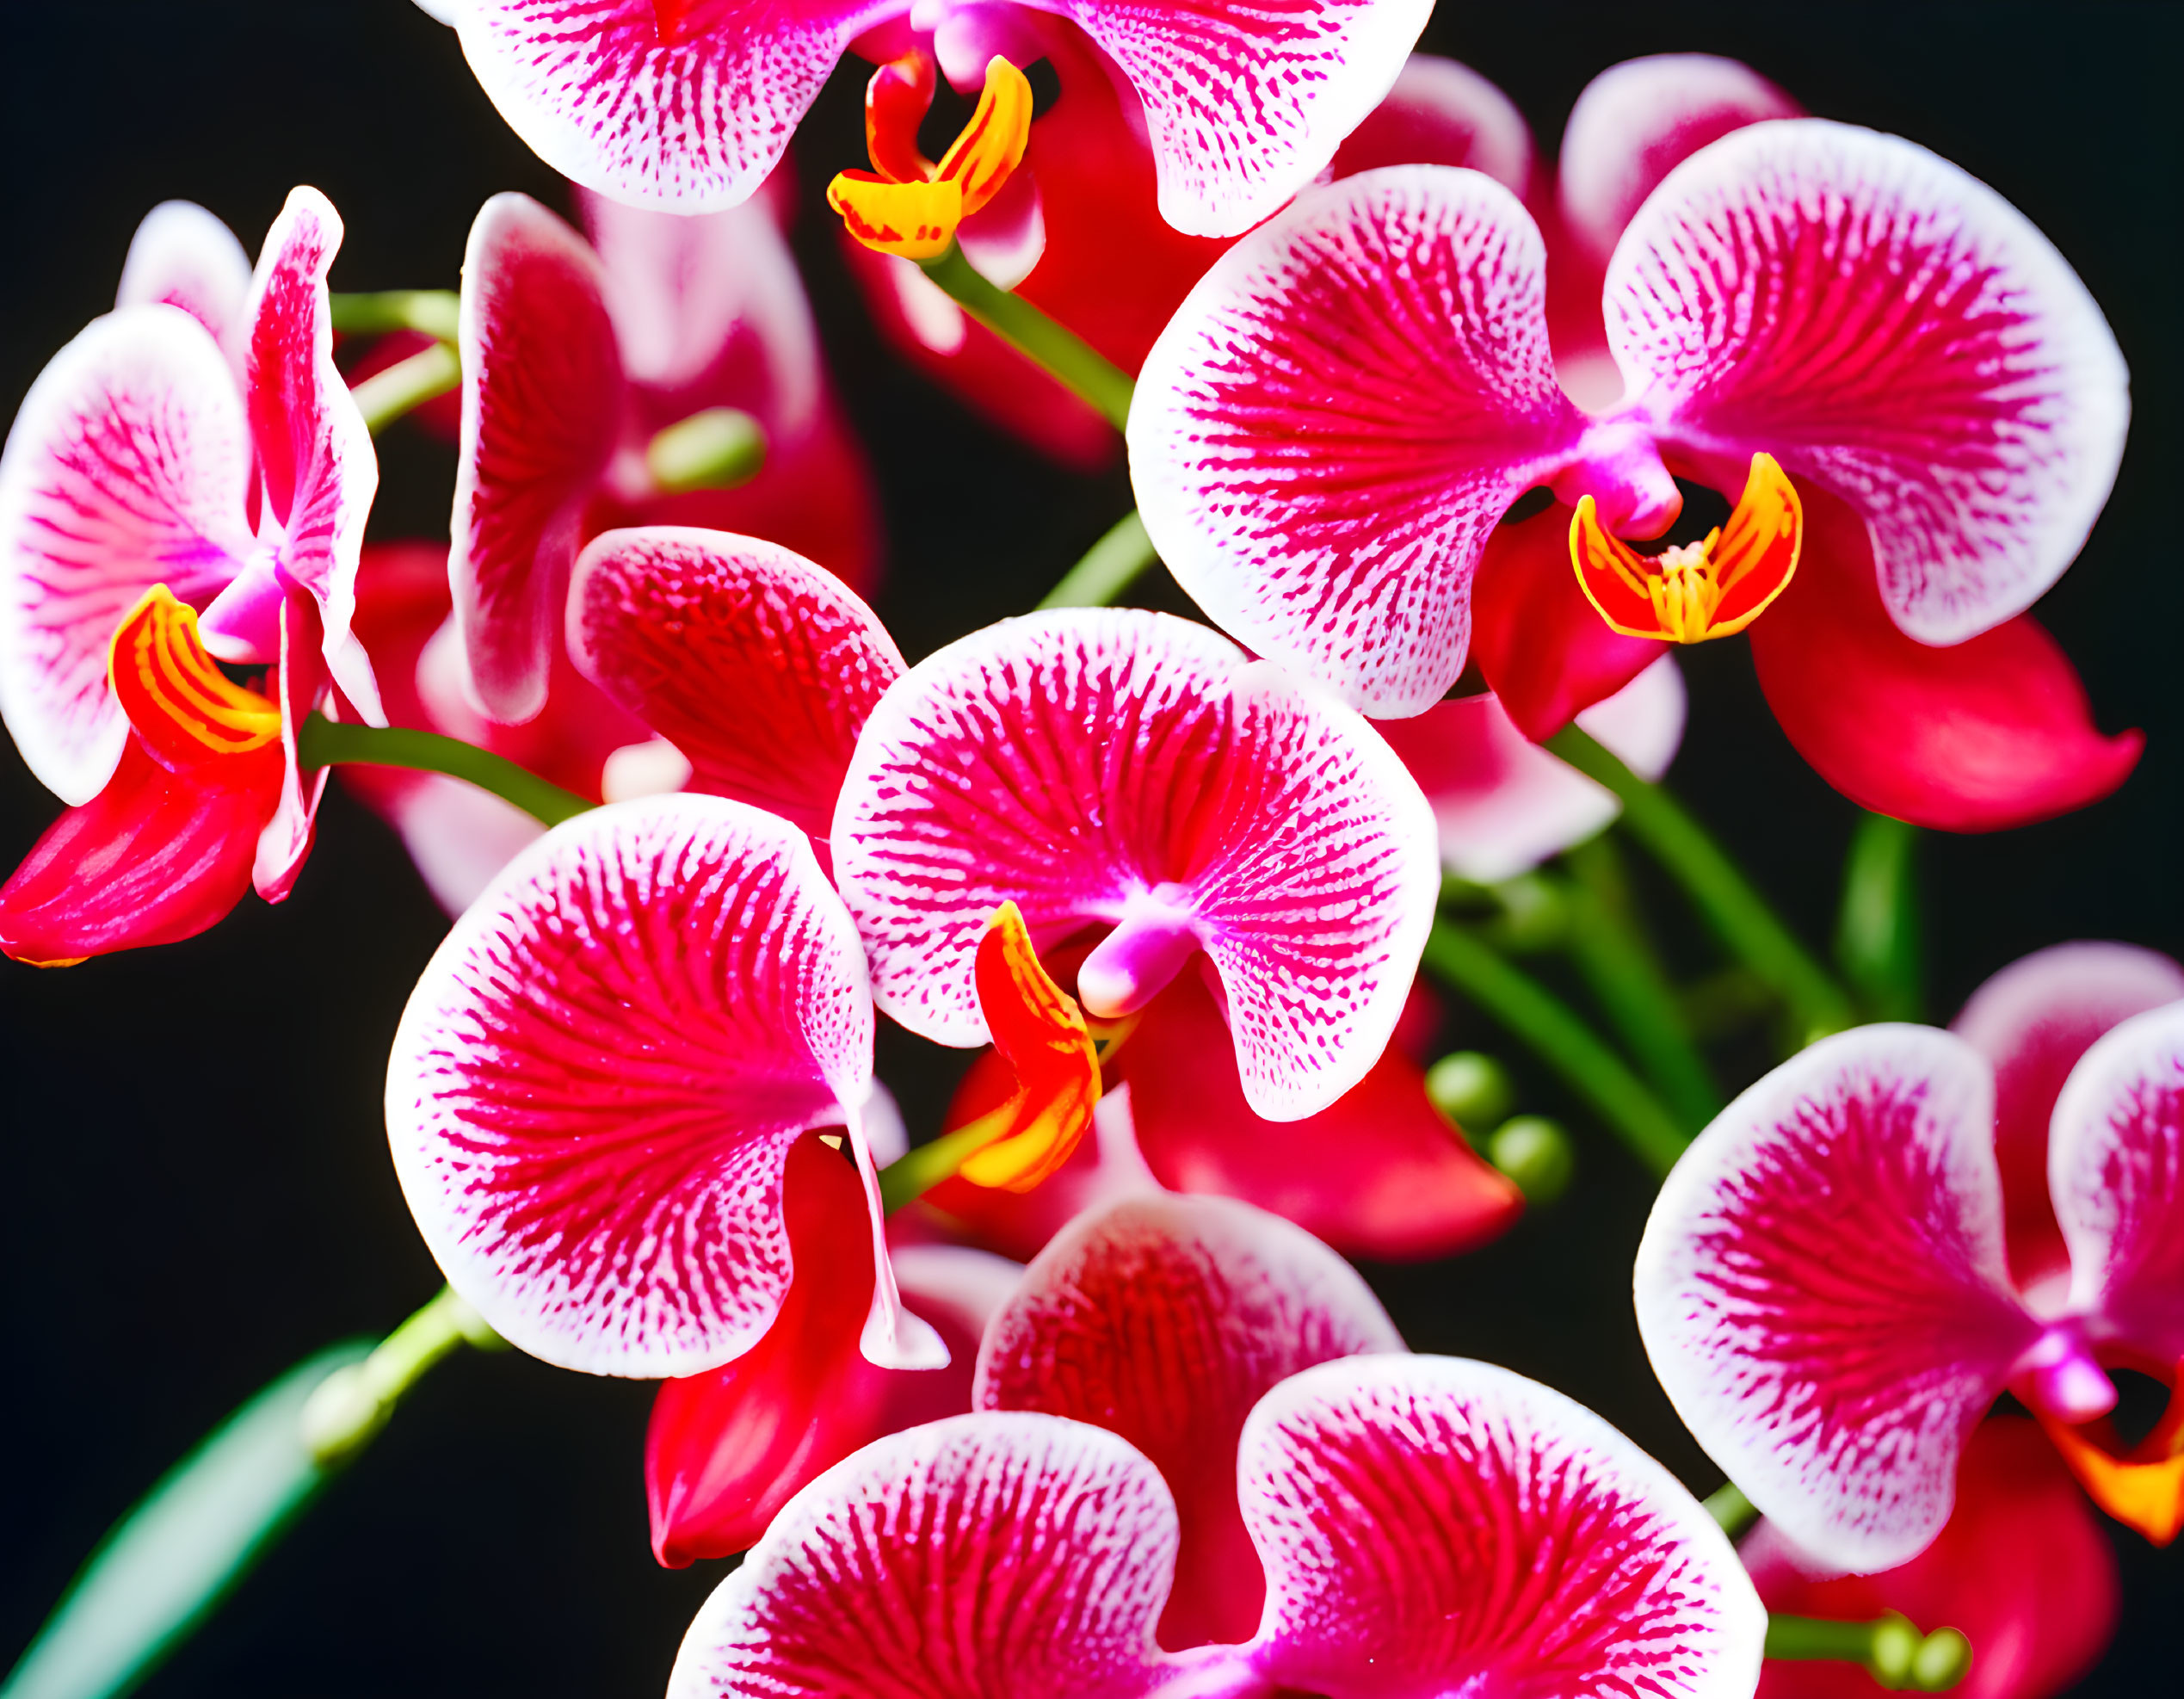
[2037,1356,2184,1546]
[108,585,283,769]
[828,54,1034,262]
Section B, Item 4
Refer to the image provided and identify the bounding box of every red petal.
[1745,1418,2120,1699]
[1749,489,2140,832]
[0,737,278,965]
[1114,970,1522,1261]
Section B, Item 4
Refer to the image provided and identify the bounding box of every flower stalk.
[349,339,460,436]
[296,713,592,826]
[1765,1612,1972,1692]
[1040,510,1159,609]
[919,244,1134,430]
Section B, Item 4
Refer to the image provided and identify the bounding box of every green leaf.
[3,1340,371,1699]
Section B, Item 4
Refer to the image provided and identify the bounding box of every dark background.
[2,2,2176,1691]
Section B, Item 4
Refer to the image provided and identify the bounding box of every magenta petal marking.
[1607,119,2129,645]
[115,201,253,368]
[830,609,1440,1120]
[253,587,330,902]
[456,1,901,215]
[2049,1002,2184,1366]
[453,192,626,725]
[1130,166,1593,717]
[243,186,384,723]
[385,794,879,1378]
[566,525,904,842]
[976,1194,1403,1651]
[0,305,252,804]
[1240,1356,1765,1699]
[1059,0,1432,237]
[665,1412,1200,1699]
[1635,1026,2044,1573]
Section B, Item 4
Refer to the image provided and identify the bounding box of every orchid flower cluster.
[1,3,2173,1697]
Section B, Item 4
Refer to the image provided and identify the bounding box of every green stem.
[878,1104,1014,1214]
[1546,726,1855,1047]
[1558,838,1723,1131]
[299,1287,502,1467]
[1701,1480,1757,1538]
[1766,1614,1971,1692]
[1835,812,1922,1022]
[1040,510,1158,609]
[297,713,592,827]
[920,245,1133,430]
[328,288,460,343]
[349,339,460,436]
[1421,919,1690,1178]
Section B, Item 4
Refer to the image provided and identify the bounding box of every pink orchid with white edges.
[1129,108,2140,831]
[669,1191,1766,1695]
[0,188,384,962]
[1636,942,2184,1575]
[423,0,1432,237]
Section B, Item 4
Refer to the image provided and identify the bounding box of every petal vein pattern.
[1132,166,1585,716]
[385,794,876,1377]
[830,608,1440,1119]
[1635,1027,2044,1572]
[1607,120,2128,643]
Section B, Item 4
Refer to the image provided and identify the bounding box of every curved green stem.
[1040,510,1158,609]
[1701,1480,1757,1538]
[1766,1613,1972,1692]
[878,1104,1014,1214]
[1836,812,1922,1021]
[349,339,460,436]
[1422,919,1690,1178]
[920,245,1133,430]
[328,288,460,342]
[1546,726,1854,1046]
[299,1286,503,1466]
[297,713,591,827]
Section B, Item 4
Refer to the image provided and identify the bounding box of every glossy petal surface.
[114,201,253,361]
[1242,1355,1766,1699]
[385,794,876,1377]
[1330,52,1535,191]
[977,1193,1403,1649]
[567,526,904,840]
[831,609,1440,1120]
[456,1,898,214]
[667,1412,1185,1699]
[1608,120,2129,645]
[452,193,625,723]
[1132,166,1587,716]
[0,306,250,803]
[1952,942,2184,1297]
[2050,1003,2184,1362]
[1635,1027,2043,1572]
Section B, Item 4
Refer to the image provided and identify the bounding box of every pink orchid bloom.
[425,0,1432,238]
[1635,942,2184,1574]
[668,1191,1765,1694]
[1130,104,2138,831]
[0,189,384,962]
[451,185,879,725]
[385,792,947,1378]
[1744,1418,2121,1699]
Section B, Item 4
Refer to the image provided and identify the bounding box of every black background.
[2,2,2177,1692]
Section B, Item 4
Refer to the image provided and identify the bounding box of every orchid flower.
[1635,943,2184,1574]
[1744,1418,2121,1699]
[0,189,383,961]
[450,186,878,725]
[385,792,947,1379]
[1130,105,2138,831]
[423,0,1431,238]
[669,1191,1765,1695]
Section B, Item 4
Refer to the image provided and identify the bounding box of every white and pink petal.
[114,200,254,368]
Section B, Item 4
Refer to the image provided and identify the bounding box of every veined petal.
[1241,1356,1765,1699]
[384,794,880,1378]
[237,187,382,720]
[252,586,330,903]
[452,193,626,724]
[1557,56,1799,263]
[0,736,280,966]
[830,609,1441,1120]
[665,1412,1196,1699]
[568,526,904,843]
[1748,488,2139,832]
[1952,942,2184,1300]
[0,306,251,803]
[1744,1418,2120,1699]
[976,1193,1403,1650]
[2049,1002,2184,1364]
[454,1,899,214]
[1130,166,1590,717]
[1635,1026,2044,1572]
[1060,0,1434,237]
[1330,53,1535,193]
[1607,120,2129,645]
[115,201,253,366]
[1114,969,1522,1260]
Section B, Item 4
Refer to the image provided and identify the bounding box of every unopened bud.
[1869,1614,1922,1689]
[645,407,766,496]
[1489,1115,1575,1205]
[1910,1628,1971,1693]
[1425,1051,1515,1132]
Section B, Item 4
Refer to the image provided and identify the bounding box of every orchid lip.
[2019,1325,2119,1425]
[1077,884,1205,1020]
